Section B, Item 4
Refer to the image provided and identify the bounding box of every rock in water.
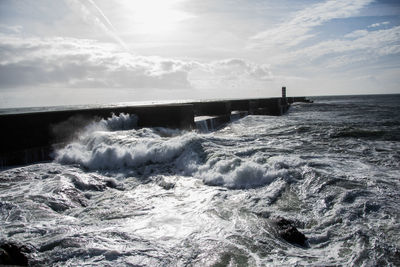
[0,242,33,266]
[273,217,307,247]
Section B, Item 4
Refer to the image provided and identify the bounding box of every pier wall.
[0,104,194,166]
[1,97,310,167]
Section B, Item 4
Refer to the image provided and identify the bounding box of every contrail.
[68,0,129,51]
[86,0,117,33]
[85,0,129,50]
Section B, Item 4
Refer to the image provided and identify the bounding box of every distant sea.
[0,99,183,115]
[1,94,399,266]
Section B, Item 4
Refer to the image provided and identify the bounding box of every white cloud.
[0,34,273,91]
[282,26,400,67]
[368,21,390,28]
[0,34,192,89]
[344,29,368,38]
[249,0,373,49]
[209,59,272,81]
[0,24,23,34]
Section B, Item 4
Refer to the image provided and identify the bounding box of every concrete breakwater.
[0,97,310,167]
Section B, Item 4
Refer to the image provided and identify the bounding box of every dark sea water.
[1,94,400,266]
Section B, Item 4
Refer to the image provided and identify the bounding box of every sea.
[1,94,399,266]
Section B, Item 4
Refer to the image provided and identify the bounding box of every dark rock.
[0,242,34,266]
[71,177,106,191]
[158,180,175,190]
[105,178,124,190]
[254,211,271,219]
[272,217,307,247]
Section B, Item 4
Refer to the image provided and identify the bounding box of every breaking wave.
[55,113,294,189]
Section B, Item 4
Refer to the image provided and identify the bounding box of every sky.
[0,0,399,108]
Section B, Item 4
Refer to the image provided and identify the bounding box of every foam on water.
[1,95,400,266]
[55,114,289,189]
[56,130,199,171]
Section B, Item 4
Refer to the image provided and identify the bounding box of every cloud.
[282,26,400,67]
[0,24,23,34]
[368,21,390,28]
[344,29,368,38]
[0,34,193,89]
[0,34,273,90]
[209,59,272,81]
[249,0,374,49]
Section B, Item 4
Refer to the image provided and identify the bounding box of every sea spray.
[55,113,292,189]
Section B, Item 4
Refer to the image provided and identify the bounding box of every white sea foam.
[102,112,138,131]
[55,114,291,189]
[56,132,199,171]
[83,113,138,134]
[197,159,287,189]
[56,116,295,189]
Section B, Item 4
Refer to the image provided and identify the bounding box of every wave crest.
[55,114,296,189]
[199,160,287,189]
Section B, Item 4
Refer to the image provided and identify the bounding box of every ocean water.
[1,94,400,266]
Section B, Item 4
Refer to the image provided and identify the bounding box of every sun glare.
[121,0,192,35]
